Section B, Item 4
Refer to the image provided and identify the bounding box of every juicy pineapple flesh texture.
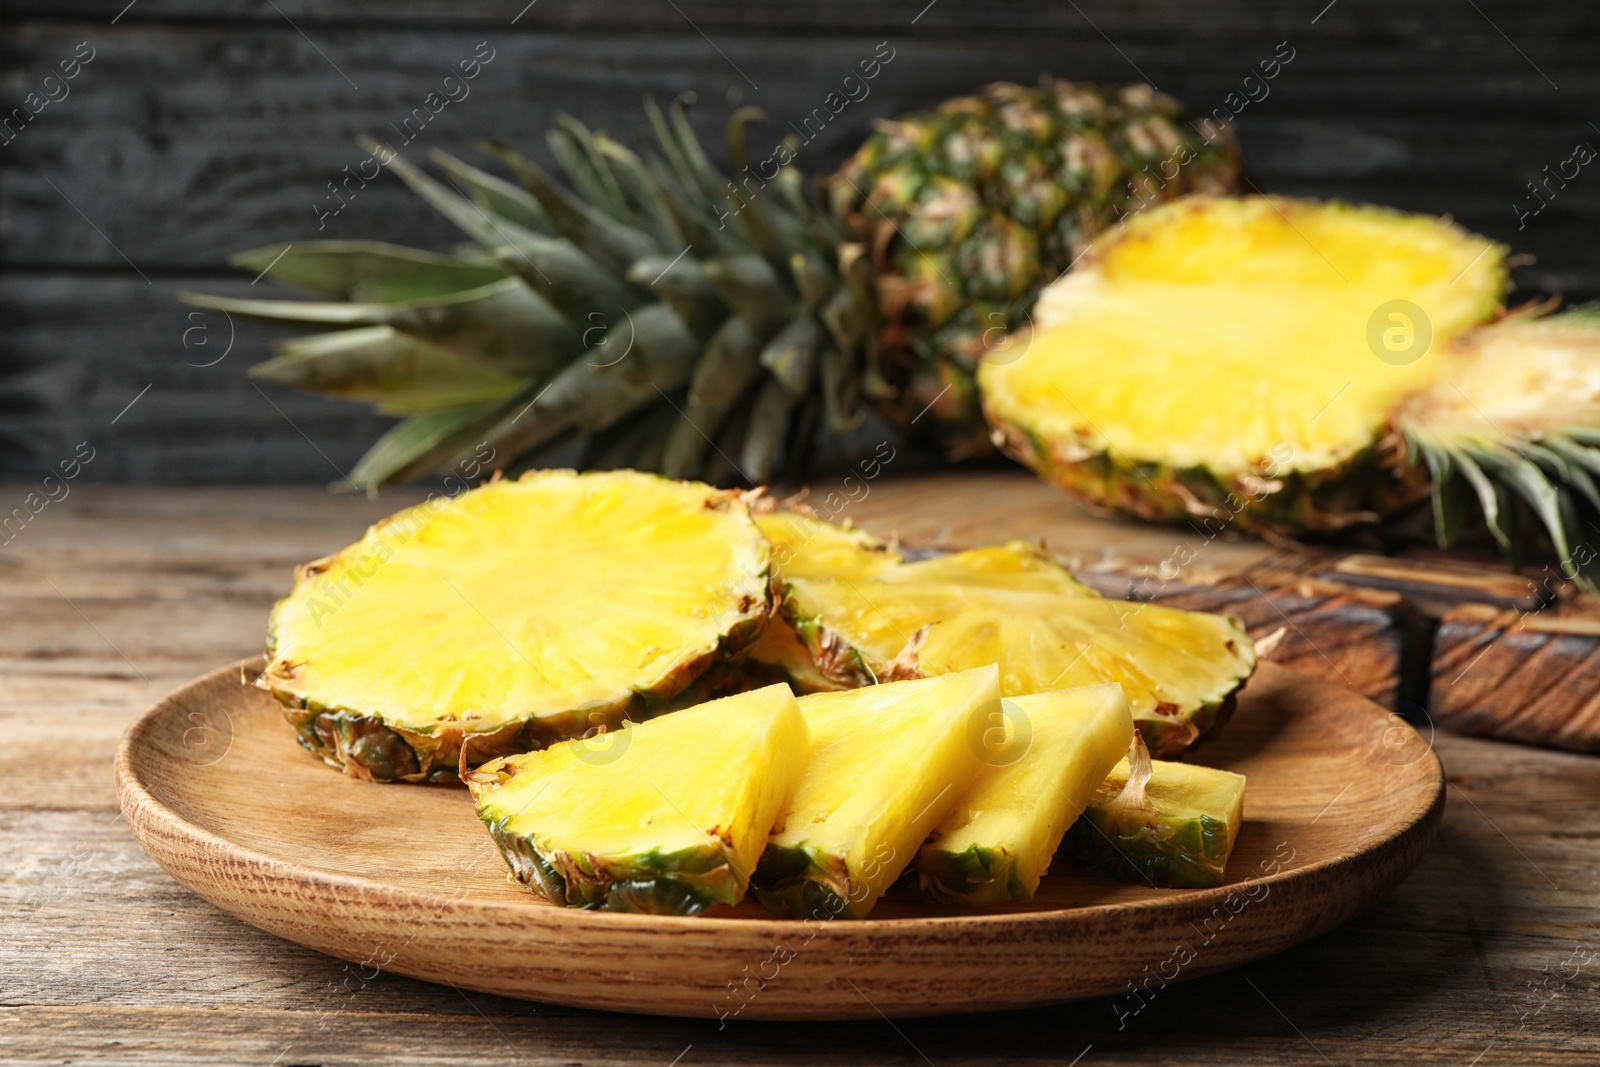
[264,472,768,735]
[752,666,1001,920]
[871,541,1095,596]
[783,574,1253,756]
[469,684,810,914]
[980,198,1506,476]
[1066,752,1247,889]
[754,511,902,581]
[916,684,1133,905]
[1397,310,1600,445]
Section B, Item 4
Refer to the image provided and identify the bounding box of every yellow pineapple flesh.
[260,470,771,781]
[467,683,810,914]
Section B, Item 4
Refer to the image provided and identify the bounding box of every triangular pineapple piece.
[465,684,810,915]
[1063,735,1247,888]
[751,665,1000,920]
[914,684,1133,905]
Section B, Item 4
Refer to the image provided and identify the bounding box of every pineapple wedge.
[259,469,771,782]
[1064,735,1247,889]
[914,684,1134,905]
[465,684,810,915]
[751,665,1001,920]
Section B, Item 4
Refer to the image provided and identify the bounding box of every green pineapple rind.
[986,416,1429,538]
[482,815,744,915]
[748,843,866,921]
[913,844,1030,906]
[1063,806,1235,890]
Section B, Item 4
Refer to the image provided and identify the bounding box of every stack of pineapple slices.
[261,469,1256,913]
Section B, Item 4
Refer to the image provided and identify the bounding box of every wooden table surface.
[4,477,1598,1066]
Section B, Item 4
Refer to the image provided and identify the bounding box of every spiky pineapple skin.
[481,816,744,915]
[985,414,1432,536]
[830,79,1244,458]
[913,844,1031,906]
[748,845,869,921]
[1064,805,1236,889]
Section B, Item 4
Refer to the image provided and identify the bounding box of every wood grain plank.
[4,728,1596,1052]
[0,273,404,483]
[1431,604,1600,754]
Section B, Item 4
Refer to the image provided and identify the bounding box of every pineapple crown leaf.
[479,139,660,277]
[547,115,633,223]
[426,148,555,235]
[589,134,695,252]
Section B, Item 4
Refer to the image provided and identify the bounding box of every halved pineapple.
[259,470,771,782]
[779,548,1254,756]
[465,684,810,914]
[750,665,1001,920]
[980,196,1507,536]
[1064,735,1247,888]
[914,684,1133,905]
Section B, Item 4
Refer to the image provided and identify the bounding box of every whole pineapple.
[186,80,1242,490]
[831,81,1242,457]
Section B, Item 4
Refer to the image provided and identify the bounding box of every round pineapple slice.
[260,470,771,782]
[781,573,1254,758]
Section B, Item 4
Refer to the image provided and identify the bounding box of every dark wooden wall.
[2,1,1597,483]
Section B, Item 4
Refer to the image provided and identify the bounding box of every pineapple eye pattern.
[1367,299,1432,366]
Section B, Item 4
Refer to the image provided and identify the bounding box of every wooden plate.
[117,659,1443,1021]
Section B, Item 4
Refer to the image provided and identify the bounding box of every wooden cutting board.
[832,471,1600,754]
